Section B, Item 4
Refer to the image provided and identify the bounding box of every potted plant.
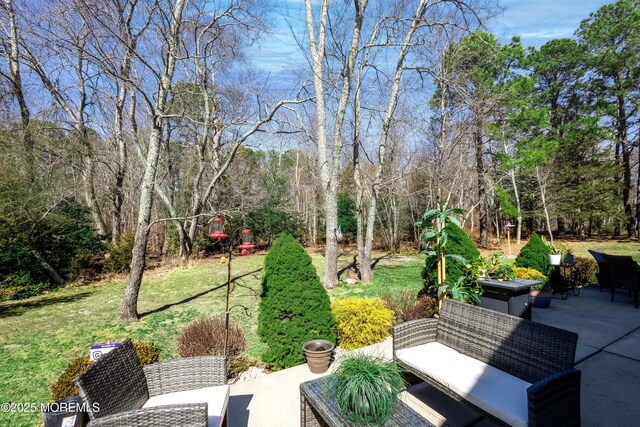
[438,277,482,305]
[563,246,575,265]
[548,243,562,266]
[330,353,405,424]
[530,280,553,308]
[489,261,515,281]
[302,339,335,373]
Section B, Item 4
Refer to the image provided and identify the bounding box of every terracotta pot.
[303,339,335,373]
[531,289,553,308]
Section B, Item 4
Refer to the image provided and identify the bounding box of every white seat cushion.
[143,385,229,427]
[396,342,531,427]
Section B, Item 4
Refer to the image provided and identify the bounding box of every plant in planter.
[562,246,575,265]
[330,354,405,424]
[530,280,553,308]
[416,204,467,309]
[438,276,482,305]
[491,264,516,281]
[544,238,562,266]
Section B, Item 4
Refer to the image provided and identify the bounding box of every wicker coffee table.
[300,376,434,427]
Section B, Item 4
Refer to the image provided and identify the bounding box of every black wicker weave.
[300,376,434,427]
[393,299,581,427]
[73,339,228,427]
[602,253,639,308]
[588,249,612,293]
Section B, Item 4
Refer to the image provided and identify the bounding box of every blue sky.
[250,0,612,75]
[488,0,610,48]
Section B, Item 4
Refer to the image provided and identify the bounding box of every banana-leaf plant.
[416,204,466,309]
[438,277,482,305]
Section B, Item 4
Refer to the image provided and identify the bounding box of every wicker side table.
[300,376,434,427]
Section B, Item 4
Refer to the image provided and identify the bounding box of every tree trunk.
[616,92,633,238]
[537,166,554,244]
[112,82,128,244]
[358,0,428,280]
[504,142,522,245]
[32,249,64,285]
[121,125,163,322]
[83,147,109,237]
[475,113,488,248]
[636,136,640,238]
[121,0,187,322]
[323,186,339,288]
[3,0,32,154]
[353,100,370,281]
[362,193,376,282]
[305,0,367,289]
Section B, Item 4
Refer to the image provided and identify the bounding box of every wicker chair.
[601,254,639,308]
[73,339,228,427]
[588,249,613,293]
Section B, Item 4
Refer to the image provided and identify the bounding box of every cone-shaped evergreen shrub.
[420,223,480,296]
[515,232,550,274]
[258,234,336,369]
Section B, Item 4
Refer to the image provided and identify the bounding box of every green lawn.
[563,239,640,262]
[0,252,423,427]
[2,238,635,426]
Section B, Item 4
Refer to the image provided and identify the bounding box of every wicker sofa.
[393,299,581,427]
[74,339,229,427]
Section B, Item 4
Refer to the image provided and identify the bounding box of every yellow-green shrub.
[331,297,394,350]
[513,266,546,280]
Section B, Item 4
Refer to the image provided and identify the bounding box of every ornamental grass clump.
[258,233,336,369]
[331,354,405,425]
[332,297,394,350]
[381,289,437,324]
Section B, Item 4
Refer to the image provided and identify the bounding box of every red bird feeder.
[208,217,228,239]
[237,229,255,255]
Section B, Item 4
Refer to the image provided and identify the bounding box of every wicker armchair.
[73,339,228,427]
[588,249,612,293]
[601,254,639,308]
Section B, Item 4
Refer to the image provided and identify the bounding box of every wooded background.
[0,0,638,319]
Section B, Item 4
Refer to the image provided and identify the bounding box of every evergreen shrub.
[337,193,357,242]
[51,340,159,401]
[258,234,336,369]
[515,232,550,274]
[331,297,394,350]
[420,223,480,296]
[104,232,136,273]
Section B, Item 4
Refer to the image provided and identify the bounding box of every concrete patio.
[228,286,640,426]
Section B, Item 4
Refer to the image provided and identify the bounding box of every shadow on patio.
[227,285,640,426]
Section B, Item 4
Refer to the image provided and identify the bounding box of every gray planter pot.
[303,339,335,373]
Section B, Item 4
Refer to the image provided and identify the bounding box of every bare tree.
[18,0,108,236]
[305,0,368,288]
[78,0,154,244]
[121,0,187,322]
[0,0,31,154]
